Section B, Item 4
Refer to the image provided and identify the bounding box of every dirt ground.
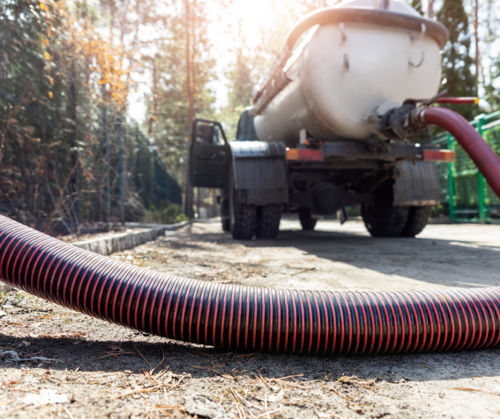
[1,217,500,419]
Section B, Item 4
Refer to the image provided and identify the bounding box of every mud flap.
[230,142,288,206]
[393,160,440,206]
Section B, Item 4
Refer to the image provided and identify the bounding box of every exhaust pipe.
[1,215,500,355]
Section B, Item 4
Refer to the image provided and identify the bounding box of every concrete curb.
[72,221,188,256]
[0,221,188,293]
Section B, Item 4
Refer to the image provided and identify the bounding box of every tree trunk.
[184,0,195,218]
[427,0,434,18]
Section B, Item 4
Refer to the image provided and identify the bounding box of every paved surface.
[1,218,500,418]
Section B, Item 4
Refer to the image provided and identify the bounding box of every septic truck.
[188,0,457,240]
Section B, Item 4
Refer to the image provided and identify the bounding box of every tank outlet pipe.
[412,107,500,200]
[1,215,500,356]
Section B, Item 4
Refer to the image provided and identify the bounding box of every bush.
[142,202,189,224]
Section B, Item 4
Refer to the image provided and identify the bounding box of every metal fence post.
[447,133,457,222]
[117,114,125,224]
[103,103,110,225]
[475,115,487,223]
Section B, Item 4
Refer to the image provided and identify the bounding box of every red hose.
[422,107,500,200]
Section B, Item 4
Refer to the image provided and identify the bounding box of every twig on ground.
[151,344,165,375]
[291,267,316,276]
[264,392,271,419]
[63,405,75,419]
[132,342,153,372]
[165,374,186,392]
[230,392,246,419]
[230,388,263,411]
[275,374,304,381]
[451,387,500,397]
[111,386,160,400]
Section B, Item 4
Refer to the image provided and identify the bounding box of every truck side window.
[196,123,225,145]
[196,124,215,144]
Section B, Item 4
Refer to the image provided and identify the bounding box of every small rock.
[185,395,227,419]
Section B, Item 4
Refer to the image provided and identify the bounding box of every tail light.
[422,149,456,162]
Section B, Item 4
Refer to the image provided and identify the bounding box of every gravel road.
[1,218,500,419]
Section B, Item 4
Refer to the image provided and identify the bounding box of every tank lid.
[336,0,422,17]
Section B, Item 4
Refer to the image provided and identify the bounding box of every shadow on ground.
[180,220,500,289]
[2,332,500,384]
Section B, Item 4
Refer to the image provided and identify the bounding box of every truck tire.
[221,198,230,231]
[298,208,317,231]
[361,180,409,237]
[229,170,256,240]
[256,205,281,239]
[400,206,432,237]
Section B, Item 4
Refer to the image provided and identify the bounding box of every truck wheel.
[256,205,281,239]
[298,208,317,231]
[229,170,256,240]
[221,198,230,231]
[361,181,409,237]
[400,206,432,237]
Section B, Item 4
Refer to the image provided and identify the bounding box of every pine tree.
[144,0,216,185]
[485,59,500,111]
[436,0,477,121]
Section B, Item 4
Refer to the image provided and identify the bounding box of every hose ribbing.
[1,215,500,355]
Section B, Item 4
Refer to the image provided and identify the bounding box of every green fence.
[133,125,182,209]
[432,110,500,222]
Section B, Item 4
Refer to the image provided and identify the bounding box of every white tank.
[253,0,445,147]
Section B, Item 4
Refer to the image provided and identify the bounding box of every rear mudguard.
[393,160,440,206]
[230,142,288,206]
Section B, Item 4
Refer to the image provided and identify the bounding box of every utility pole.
[184,0,195,218]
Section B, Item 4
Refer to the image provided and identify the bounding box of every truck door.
[189,119,231,188]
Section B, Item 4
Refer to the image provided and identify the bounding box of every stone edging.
[72,221,188,256]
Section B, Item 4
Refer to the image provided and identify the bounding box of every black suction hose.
[1,215,500,355]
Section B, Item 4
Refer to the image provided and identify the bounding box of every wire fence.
[133,125,182,209]
[432,110,500,222]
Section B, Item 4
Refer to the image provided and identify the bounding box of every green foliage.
[143,202,188,225]
[436,0,478,121]
[0,0,181,232]
[0,0,75,228]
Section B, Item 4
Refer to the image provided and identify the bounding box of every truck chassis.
[189,116,452,240]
